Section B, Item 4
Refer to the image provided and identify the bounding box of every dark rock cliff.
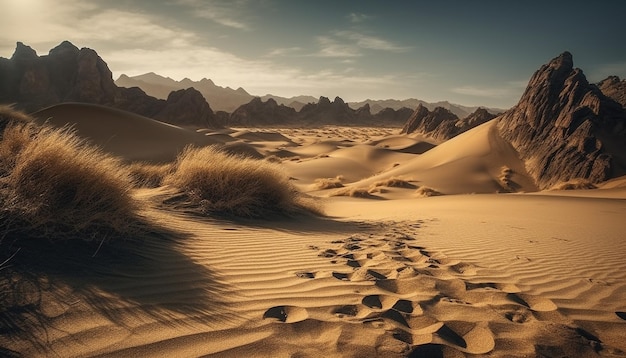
[0,41,220,128]
[496,52,626,188]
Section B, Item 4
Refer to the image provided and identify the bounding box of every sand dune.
[34,103,217,162]
[2,106,625,357]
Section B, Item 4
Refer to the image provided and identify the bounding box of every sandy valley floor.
[2,104,626,357]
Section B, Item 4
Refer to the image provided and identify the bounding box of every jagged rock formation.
[154,88,217,128]
[372,107,415,124]
[455,107,498,132]
[349,98,504,118]
[497,52,626,189]
[226,96,413,126]
[598,76,626,108]
[299,96,357,123]
[229,97,297,125]
[0,41,220,128]
[401,105,498,140]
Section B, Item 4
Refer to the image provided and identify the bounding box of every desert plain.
[1,101,625,358]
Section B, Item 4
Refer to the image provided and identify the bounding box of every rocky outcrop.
[401,105,498,140]
[400,105,458,139]
[373,107,414,124]
[598,76,626,108]
[497,52,626,189]
[299,96,357,123]
[229,97,297,125]
[154,88,218,128]
[0,41,220,128]
[455,108,497,132]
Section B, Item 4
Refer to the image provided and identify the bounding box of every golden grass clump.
[498,166,514,192]
[127,162,175,188]
[313,175,345,190]
[415,186,442,197]
[331,187,377,198]
[372,177,416,189]
[1,114,143,244]
[0,105,32,134]
[164,146,322,217]
[549,179,598,191]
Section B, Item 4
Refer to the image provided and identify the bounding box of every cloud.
[174,0,252,30]
[265,47,304,57]
[315,36,362,58]
[347,12,370,23]
[0,0,411,101]
[450,80,528,101]
[451,85,516,98]
[313,31,409,58]
[334,31,410,52]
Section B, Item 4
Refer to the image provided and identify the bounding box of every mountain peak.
[497,52,626,188]
[11,42,38,61]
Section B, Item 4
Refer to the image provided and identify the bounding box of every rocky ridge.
[400,105,496,141]
[597,76,626,108]
[0,41,220,128]
[496,52,626,188]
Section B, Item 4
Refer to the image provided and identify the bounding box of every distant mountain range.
[1,41,625,188]
[115,73,504,117]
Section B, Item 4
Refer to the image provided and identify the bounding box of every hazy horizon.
[1,0,625,108]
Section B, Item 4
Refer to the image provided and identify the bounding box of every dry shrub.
[331,187,377,198]
[498,166,514,192]
[264,155,283,163]
[313,175,344,190]
[1,122,144,245]
[550,179,597,191]
[372,177,416,189]
[164,146,322,217]
[0,105,32,134]
[415,186,442,197]
[127,162,174,188]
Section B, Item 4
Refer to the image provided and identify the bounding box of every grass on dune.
[0,106,144,248]
[164,146,322,218]
[127,162,175,188]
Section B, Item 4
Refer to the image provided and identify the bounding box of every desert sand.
[2,103,626,357]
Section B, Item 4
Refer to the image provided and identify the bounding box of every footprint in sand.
[263,305,309,323]
[434,321,495,354]
[507,293,557,312]
[349,268,388,281]
[504,307,533,323]
[295,271,316,279]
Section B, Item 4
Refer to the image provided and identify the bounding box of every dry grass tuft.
[550,179,597,191]
[127,162,175,188]
[264,155,283,163]
[313,175,345,190]
[331,187,377,198]
[415,186,443,197]
[1,125,143,244]
[498,166,514,192]
[164,146,322,217]
[0,105,32,135]
[372,177,416,189]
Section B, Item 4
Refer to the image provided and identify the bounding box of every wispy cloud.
[314,30,409,58]
[175,0,252,30]
[265,47,304,57]
[347,12,370,23]
[451,82,526,99]
[335,31,410,52]
[315,36,361,58]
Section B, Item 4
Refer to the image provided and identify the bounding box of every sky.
[1,0,625,109]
